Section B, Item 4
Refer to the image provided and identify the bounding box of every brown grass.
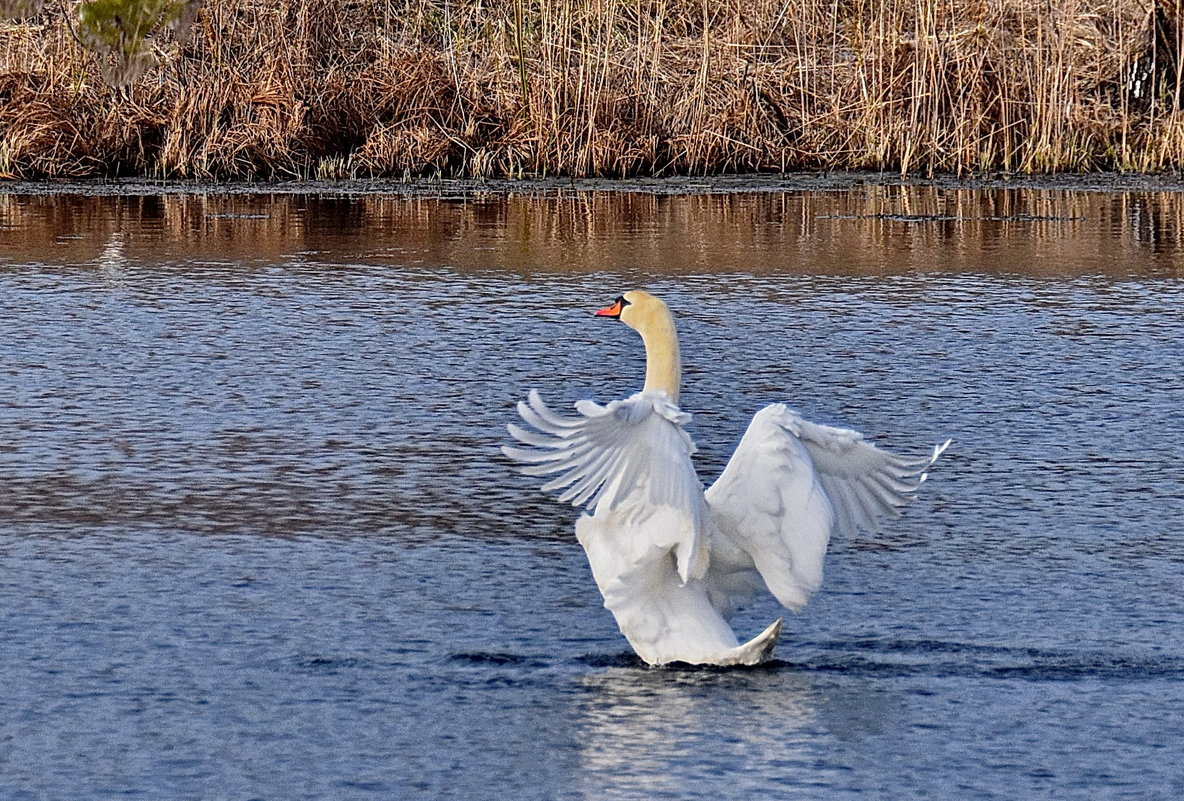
[1,0,1182,179]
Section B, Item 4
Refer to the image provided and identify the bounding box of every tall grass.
[1,0,1182,179]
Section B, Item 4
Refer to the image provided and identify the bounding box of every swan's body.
[504,291,948,666]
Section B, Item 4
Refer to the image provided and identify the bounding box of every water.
[1,184,1182,800]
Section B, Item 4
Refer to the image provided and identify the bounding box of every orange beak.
[594,298,625,318]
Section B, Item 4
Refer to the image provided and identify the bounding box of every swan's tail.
[717,618,782,666]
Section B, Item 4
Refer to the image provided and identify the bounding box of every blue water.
[1,186,1182,800]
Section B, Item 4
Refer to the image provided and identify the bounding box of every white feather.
[503,391,708,584]
[504,391,948,665]
[502,291,948,666]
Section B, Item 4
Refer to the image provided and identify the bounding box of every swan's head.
[594,290,669,334]
[594,290,681,401]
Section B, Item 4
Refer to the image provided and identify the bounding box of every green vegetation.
[75,0,202,86]
[1,0,1183,179]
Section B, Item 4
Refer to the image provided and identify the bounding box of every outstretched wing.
[705,403,948,612]
[502,389,708,582]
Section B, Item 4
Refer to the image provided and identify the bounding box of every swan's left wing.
[705,403,948,612]
[502,389,708,582]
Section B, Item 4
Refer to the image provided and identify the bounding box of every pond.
[1,181,1182,799]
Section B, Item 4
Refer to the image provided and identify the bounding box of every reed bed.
[1,0,1182,179]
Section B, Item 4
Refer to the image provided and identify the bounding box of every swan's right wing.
[705,404,948,612]
[502,389,708,582]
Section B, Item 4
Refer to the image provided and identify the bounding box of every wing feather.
[503,390,709,582]
[706,403,948,614]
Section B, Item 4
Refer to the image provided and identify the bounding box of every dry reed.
[1,0,1182,179]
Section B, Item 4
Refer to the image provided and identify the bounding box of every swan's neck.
[638,314,682,403]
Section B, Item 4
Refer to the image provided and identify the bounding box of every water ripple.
[1,190,1183,801]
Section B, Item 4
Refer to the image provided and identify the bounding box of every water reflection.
[2,185,1183,801]
[96,232,127,287]
[574,666,830,799]
[2,185,1184,277]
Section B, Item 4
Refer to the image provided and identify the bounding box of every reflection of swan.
[574,667,825,799]
[505,291,949,666]
[97,232,127,285]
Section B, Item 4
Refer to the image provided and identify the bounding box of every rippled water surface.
[1,184,1183,800]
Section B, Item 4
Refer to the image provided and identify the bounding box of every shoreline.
[5,171,1184,198]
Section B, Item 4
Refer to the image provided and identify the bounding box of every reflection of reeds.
[4,188,1184,277]
[4,0,1181,179]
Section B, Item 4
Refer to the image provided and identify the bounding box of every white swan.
[503,291,949,666]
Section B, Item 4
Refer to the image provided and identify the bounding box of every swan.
[503,291,949,666]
